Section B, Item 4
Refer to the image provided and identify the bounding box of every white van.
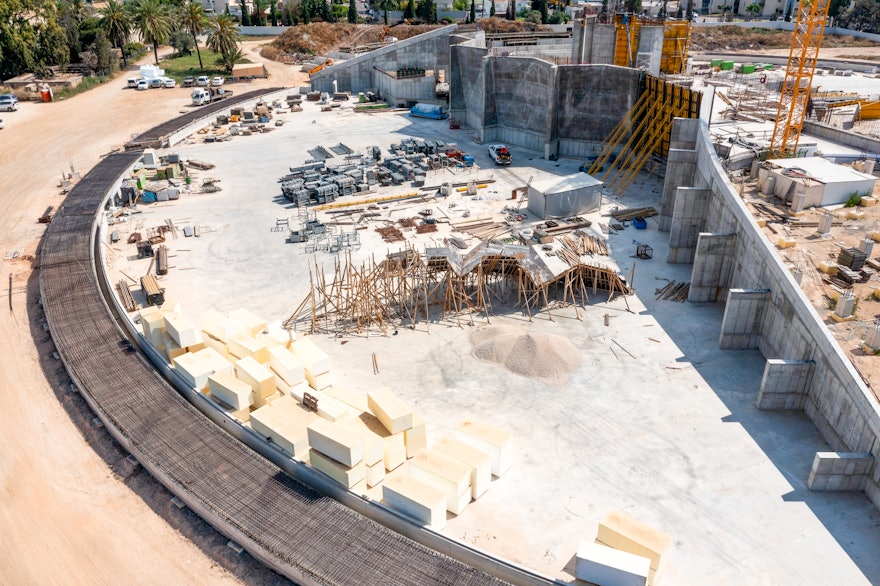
[191,88,210,105]
[136,79,150,91]
[127,77,139,88]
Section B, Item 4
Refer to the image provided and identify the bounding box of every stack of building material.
[228,332,270,363]
[235,356,277,408]
[307,418,366,488]
[229,308,268,336]
[324,385,369,412]
[164,313,202,348]
[432,437,491,499]
[367,387,414,434]
[250,395,318,459]
[453,419,512,477]
[268,345,305,386]
[335,416,386,487]
[350,411,407,472]
[200,308,243,344]
[382,475,447,530]
[408,449,472,514]
[596,510,671,585]
[161,331,187,363]
[174,352,216,391]
[575,541,651,586]
[196,347,234,378]
[404,415,427,458]
[290,338,332,390]
[140,306,168,350]
[208,371,254,421]
[300,388,353,422]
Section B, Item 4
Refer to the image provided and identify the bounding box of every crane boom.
[769,0,831,157]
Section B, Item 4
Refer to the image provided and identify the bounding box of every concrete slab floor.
[104,100,880,584]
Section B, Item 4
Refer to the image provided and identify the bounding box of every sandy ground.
[0,40,302,586]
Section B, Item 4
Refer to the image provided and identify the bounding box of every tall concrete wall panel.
[555,66,641,148]
[450,45,490,131]
[666,117,880,510]
[488,57,554,139]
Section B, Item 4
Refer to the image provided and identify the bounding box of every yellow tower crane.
[769,0,832,157]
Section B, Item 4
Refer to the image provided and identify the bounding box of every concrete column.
[858,238,875,257]
[719,289,770,350]
[791,193,806,213]
[688,233,736,302]
[807,452,875,492]
[659,149,698,232]
[666,188,710,264]
[755,359,814,410]
[835,291,855,319]
[636,27,664,77]
[817,212,833,237]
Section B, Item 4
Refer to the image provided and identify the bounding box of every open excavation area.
[100,98,880,583]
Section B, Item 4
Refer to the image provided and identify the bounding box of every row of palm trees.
[99,0,242,71]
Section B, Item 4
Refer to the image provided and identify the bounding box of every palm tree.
[207,13,241,62]
[182,1,208,69]
[745,2,761,19]
[375,0,397,24]
[132,0,173,65]
[718,3,732,21]
[99,0,132,67]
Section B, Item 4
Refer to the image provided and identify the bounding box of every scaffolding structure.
[611,17,692,75]
[285,240,631,335]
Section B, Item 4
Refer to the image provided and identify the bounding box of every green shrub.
[845,193,862,208]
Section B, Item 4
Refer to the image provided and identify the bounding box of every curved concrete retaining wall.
[663,117,880,507]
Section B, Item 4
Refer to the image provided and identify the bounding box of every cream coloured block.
[576,542,650,586]
[309,449,365,488]
[860,196,877,207]
[382,476,447,530]
[228,332,269,364]
[162,332,186,363]
[307,418,365,467]
[174,352,213,390]
[290,338,330,375]
[228,405,250,423]
[305,389,353,422]
[141,311,167,348]
[355,412,406,471]
[138,305,161,320]
[324,386,369,412]
[432,437,492,499]
[305,369,333,391]
[259,327,292,349]
[848,210,866,220]
[250,396,318,458]
[454,419,512,477]
[164,313,202,348]
[208,371,253,410]
[277,379,310,403]
[366,461,386,488]
[201,333,229,358]
[368,387,414,434]
[268,345,305,386]
[775,237,796,249]
[234,356,275,400]
[404,415,427,459]
[194,347,233,376]
[200,308,242,343]
[343,416,387,467]
[186,341,207,353]
[228,308,268,337]
[408,449,472,514]
[817,261,838,275]
[596,510,671,575]
[158,296,182,315]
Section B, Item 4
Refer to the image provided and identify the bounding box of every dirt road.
[0,40,303,585]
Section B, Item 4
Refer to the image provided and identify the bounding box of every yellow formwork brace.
[314,191,424,211]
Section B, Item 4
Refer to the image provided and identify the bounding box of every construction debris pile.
[471,325,582,382]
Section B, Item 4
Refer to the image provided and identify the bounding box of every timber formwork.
[40,155,513,585]
[124,87,282,150]
[612,17,691,75]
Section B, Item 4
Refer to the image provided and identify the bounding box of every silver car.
[0,95,19,112]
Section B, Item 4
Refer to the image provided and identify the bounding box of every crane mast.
[769,0,831,157]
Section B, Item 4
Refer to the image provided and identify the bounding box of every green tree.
[218,45,244,71]
[469,0,475,21]
[838,0,880,31]
[99,0,131,66]
[506,0,515,20]
[169,30,195,54]
[745,2,760,18]
[241,0,251,24]
[348,0,358,20]
[404,0,416,18]
[181,0,207,68]
[131,0,173,64]
[416,0,436,22]
[490,0,495,16]
[375,0,397,23]
[271,1,279,24]
[206,12,240,59]
[718,3,732,21]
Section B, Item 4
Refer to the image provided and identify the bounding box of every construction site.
[33,10,880,586]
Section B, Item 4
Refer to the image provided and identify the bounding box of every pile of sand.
[471,325,581,381]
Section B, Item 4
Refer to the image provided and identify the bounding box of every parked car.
[182,76,195,87]
[136,79,150,91]
[0,119,4,130]
[163,77,177,88]
[197,75,210,86]
[0,94,19,112]
[211,76,224,87]
[148,77,164,89]
[488,144,512,165]
[126,77,139,88]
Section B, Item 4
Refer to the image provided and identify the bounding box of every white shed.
[761,157,876,208]
[526,173,603,219]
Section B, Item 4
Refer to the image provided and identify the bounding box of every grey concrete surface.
[104,103,880,584]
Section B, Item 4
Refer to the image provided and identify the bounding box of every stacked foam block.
[306,418,366,488]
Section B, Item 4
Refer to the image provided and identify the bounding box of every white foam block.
[161,331,186,363]
[368,387,414,434]
[306,389,354,422]
[307,418,365,467]
[200,308,242,343]
[366,461,386,487]
[195,347,234,377]
[268,345,305,386]
[174,352,213,390]
[164,313,202,348]
[404,415,427,459]
[305,369,333,391]
[290,337,330,375]
[432,437,492,499]
[228,332,269,364]
[201,333,229,358]
[341,416,386,467]
[453,419,512,476]
[141,311,166,348]
[408,449,472,513]
[208,371,253,410]
[259,327,292,349]
[276,378,310,403]
[235,356,276,400]
[228,308,268,337]
[309,448,365,488]
[355,412,406,471]
[250,396,318,458]
[382,475,447,530]
[575,542,650,586]
[324,386,369,412]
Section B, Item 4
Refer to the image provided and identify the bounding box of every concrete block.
[208,370,254,410]
[305,369,333,391]
[432,437,492,499]
[408,449,472,514]
[453,419,512,477]
[324,385,369,412]
[368,387,414,434]
[776,237,796,249]
[290,337,330,375]
[142,311,167,348]
[186,341,207,353]
[258,328,292,349]
[382,475,447,530]
[234,356,276,401]
[158,295,182,315]
[228,332,270,364]
[276,378,310,403]
[164,313,202,348]
[871,231,880,242]
[227,405,250,423]
[309,448,365,488]
[848,210,866,220]
[353,412,406,471]
[201,333,229,358]
[366,461,386,488]
[404,415,428,459]
[162,332,186,363]
[307,418,365,467]
[304,389,353,422]
[228,307,268,337]
[250,396,317,458]
[575,541,650,586]
[174,352,213,390]
[200,308,242,343]
[596,510,671,573]
[268,345,305,386]
[195,347,233,377]
[341,416,386,466]
[861,196,878,207]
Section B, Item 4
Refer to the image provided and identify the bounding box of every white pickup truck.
[192,87,233,106]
